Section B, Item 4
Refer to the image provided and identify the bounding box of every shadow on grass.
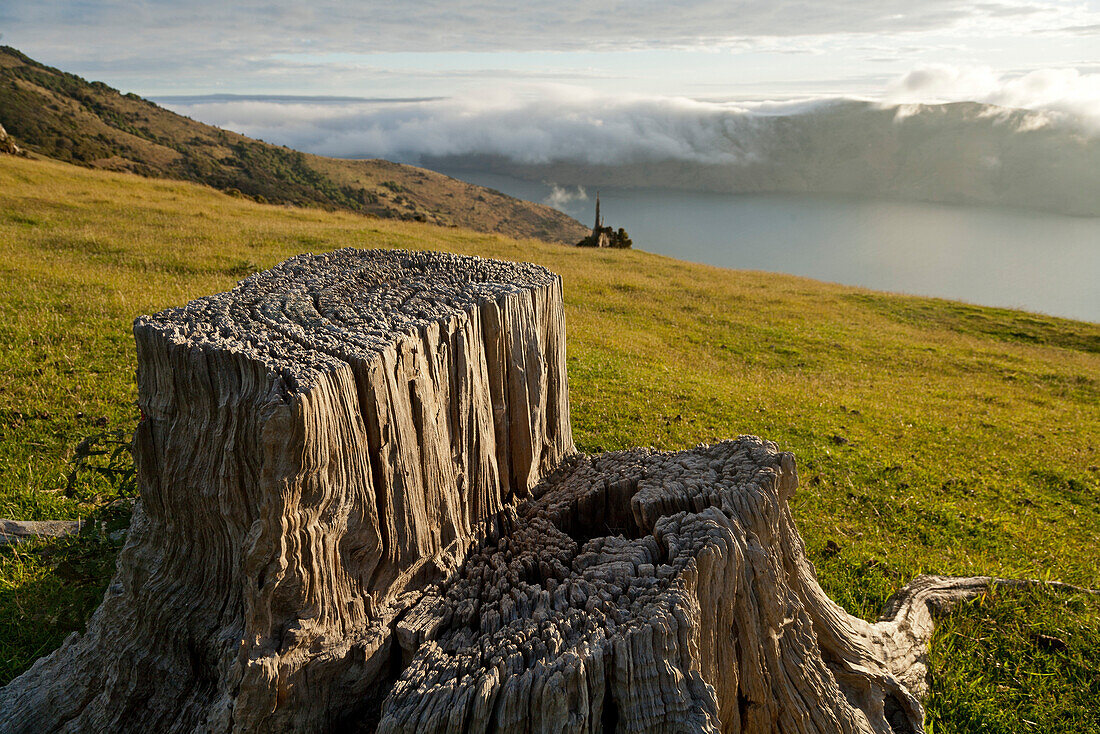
[0,500,130,685]
[1,429,136,684]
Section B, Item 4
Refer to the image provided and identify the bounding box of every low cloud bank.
[159,69,1100,216]
[886,66,1100,125]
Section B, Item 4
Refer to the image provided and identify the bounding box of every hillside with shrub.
[0,46,587,243]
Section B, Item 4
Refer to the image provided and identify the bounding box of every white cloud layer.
[886,65,1100,124]
[162,66,1100,161]
[159,69,1100,216]
[164,87,779,164]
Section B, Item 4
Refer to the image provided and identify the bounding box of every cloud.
[158,75,1100,216]
[885,65,1100,127]
[160,66,1100,167]
[161,87,762,164]
[543,184,588,212]
[1051,23,1100,34]
[6,1,1096,103]
[5,0,1091,62]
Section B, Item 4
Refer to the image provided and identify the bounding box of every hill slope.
[0,46,587,243]
[0,154,1098,731]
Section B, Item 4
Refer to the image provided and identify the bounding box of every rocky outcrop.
[0,248,1041,733]
[576,193,632,249]
[0,123,21,155]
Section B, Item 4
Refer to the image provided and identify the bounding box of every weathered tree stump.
[0,248,1063,733]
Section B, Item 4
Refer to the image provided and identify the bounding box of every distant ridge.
[0,47,587,243]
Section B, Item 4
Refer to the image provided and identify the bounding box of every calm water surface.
[442,171,1100,323]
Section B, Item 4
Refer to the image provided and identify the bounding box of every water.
[438,171,1100,323]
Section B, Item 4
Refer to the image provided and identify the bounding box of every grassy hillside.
[0,46,587,243]
[1,153,1098,732]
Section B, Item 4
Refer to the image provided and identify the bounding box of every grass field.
[1,154,1098,732]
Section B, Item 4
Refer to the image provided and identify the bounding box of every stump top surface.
[384,437,792,727]
[136,248,558,392]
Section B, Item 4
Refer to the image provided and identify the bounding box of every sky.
[2,0,1098,100]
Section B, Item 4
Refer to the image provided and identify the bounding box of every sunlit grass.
[1,155,1098,728]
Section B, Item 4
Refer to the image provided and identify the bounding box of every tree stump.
[0,248,1042,733]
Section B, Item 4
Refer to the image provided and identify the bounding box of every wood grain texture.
[0,249,572,732]
[378,439,936,734]
[0,249,1031,733]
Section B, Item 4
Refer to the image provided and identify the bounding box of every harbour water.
[441,171,1100,323]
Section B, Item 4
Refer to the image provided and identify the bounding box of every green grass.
[2,154,1099,730]
[926,586,1100,733]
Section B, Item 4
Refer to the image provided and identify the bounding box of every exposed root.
[870,574,1099,702]
[0,519,81,546]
